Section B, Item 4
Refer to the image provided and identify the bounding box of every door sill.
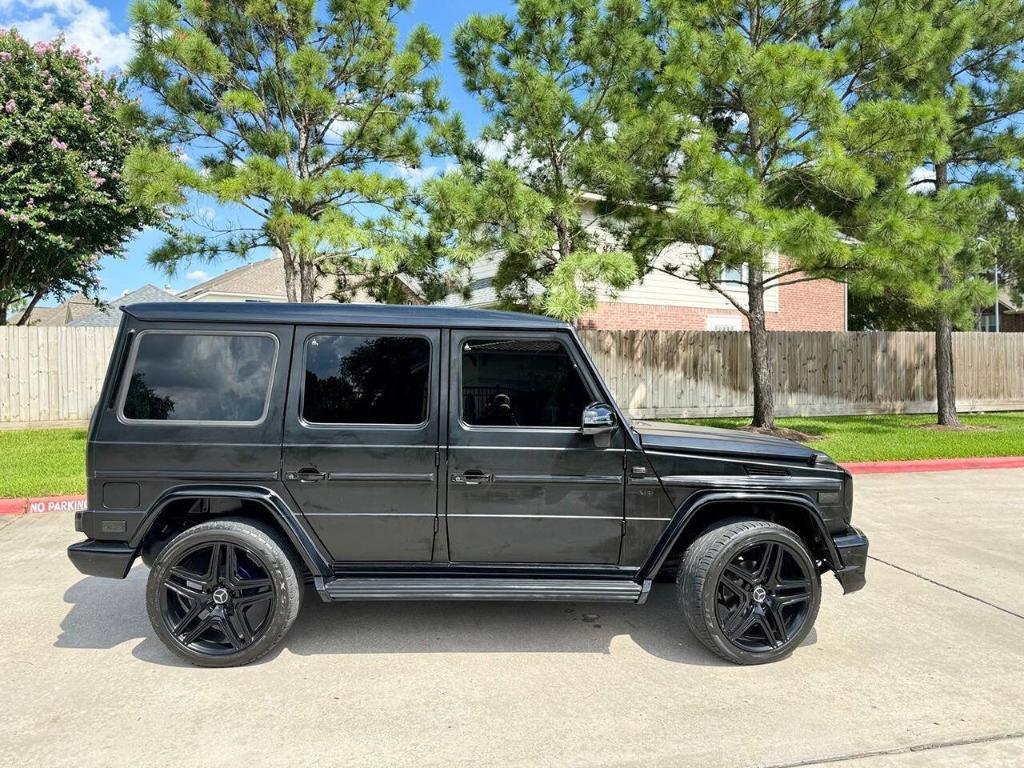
[315,576,644,603]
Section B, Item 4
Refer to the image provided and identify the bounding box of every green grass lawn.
[0,428,87,498]
[2,413,1023,497]
[669,412,1024,463]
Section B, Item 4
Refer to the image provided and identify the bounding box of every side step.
[317,577,644,603]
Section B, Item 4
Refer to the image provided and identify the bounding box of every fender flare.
[638,490,840,581]
[129,484,332,577]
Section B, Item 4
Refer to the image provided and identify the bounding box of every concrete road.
[1,469,1022,768]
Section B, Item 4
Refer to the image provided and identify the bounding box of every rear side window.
[461,338,593,428]
[302,334,431,425]
[121,332,277,423]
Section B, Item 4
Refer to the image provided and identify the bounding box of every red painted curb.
[0,495,86,516]
[0,498,26,516]
[844,456,1024,475]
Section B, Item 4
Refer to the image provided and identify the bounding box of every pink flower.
[0,52,11,63]
[83,103,91,113]
[3,99,14,113]
[51,138,68,150]
[31,41,51,54]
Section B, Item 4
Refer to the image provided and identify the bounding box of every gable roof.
[68,284,178,326]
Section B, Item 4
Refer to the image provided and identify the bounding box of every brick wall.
[578,274,846,331]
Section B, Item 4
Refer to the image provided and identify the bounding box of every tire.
[146,518,302,667]
[676,519,821,665]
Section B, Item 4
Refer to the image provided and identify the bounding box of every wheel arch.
[130,484,331,577]
[639,491,840,582]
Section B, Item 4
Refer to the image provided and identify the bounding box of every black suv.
[68,303,867,667]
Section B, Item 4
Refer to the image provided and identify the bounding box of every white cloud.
[185,270,210,282]
[0,0,134,70]
[395,162,439,187]
[909,165,935,194]
[477,134,513,161]
[196,206,216,223]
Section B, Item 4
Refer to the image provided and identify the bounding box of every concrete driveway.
[1,469,1022,768]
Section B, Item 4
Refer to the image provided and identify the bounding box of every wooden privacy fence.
[0,326,118,425]
[579,330,1024,418]
[1,326,1023,424]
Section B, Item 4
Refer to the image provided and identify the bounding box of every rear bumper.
[832,528,869,594]
[67,540,136,579]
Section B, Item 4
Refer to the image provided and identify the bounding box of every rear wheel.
[677,519,820,665]
[146,518,302,667]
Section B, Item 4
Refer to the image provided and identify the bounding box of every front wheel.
[677,519,821,665]
[146,518,302,667]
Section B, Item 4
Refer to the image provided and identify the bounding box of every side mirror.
[581,403,617,446]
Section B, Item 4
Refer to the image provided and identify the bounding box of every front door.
[445,330,625,565]
[282,326,440,562]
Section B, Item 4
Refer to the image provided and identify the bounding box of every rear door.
[445,330,625,565]
[282,326,441,563]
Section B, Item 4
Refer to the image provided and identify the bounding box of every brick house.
[440,246,848,332]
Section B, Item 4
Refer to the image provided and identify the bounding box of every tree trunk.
[747,266,775,430]
[278,244,298,303]
[933,161,959,426]
[935,285,960,427]
[15,290,45,326]
[0,303,7,325]
[299,257,316,303]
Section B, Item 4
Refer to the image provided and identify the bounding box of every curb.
[0,495,87,516]
[844,456,1024,475]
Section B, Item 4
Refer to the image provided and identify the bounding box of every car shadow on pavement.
[55,574,815,668]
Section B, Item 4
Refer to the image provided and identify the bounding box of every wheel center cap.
[752,585,767,603]
[212,587,230,605]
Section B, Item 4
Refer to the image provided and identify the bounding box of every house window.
[706,316,743,332]
[698,245,745,287]
[976,312,998,333]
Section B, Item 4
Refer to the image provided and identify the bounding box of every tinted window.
[462,338,593,428]
[302,335,430,425]
[123,333,276,422]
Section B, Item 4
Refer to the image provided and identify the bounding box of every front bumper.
[832,527,869,594]
[67,540,136,579]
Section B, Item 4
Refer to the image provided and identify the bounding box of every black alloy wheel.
[147,518,302,667]
[160,541,276,656]
[715,540,814,652]
[677,519,822,664]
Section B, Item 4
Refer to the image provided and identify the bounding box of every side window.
[122,332,277,423]
[302,334,431,425]
[461,338,593,428]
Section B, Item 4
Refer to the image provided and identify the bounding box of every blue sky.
[0,0,511,302]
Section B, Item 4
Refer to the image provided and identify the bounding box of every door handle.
[286,468,326,483]
[451,470,493,485]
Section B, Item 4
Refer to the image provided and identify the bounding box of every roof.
[31,294,98,326]
[68,285,178,327]
[177,256,298,301]
[177,254,424,302]
[122,301,570,330]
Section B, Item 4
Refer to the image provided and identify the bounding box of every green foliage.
[0,31,156,324]
[424,0,683,317]
[127,0,449,301]
[846,0,1024,331]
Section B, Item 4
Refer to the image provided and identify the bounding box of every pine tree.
[849,0,1024,426]
[627,0,947,430]
[423,0,683,316]
[127,0,448,302]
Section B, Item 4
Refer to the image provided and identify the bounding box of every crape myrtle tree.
[0,31,155,325]
[622,0,949,431]
[127,0,449,303]
[850,0,1024,426]
[423,0,684,317]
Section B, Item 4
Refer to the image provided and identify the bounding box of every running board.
[316,576,645,603]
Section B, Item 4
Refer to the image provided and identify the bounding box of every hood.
[632,420,823,464]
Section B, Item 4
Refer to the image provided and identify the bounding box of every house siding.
[579,267,846,331]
